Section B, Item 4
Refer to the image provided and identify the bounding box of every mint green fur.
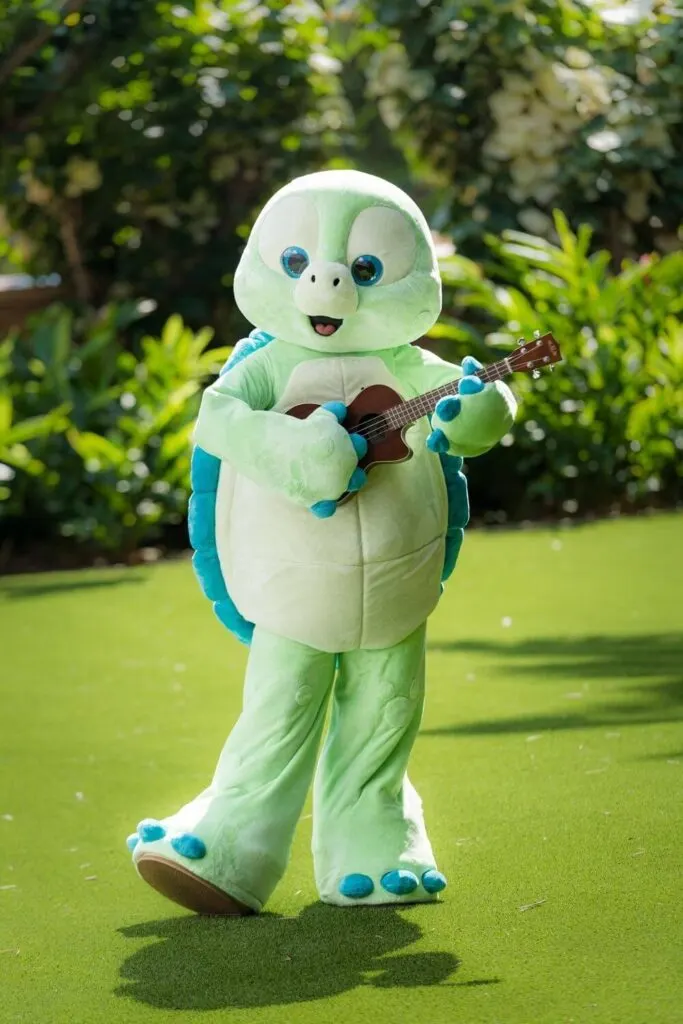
[130,169,516,910]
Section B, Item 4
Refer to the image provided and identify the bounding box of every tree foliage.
[0,0,350,333]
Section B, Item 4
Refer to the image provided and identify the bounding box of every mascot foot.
[335,868,447,905]
[126,817,253,917]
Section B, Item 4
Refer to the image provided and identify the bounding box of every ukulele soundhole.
[357,413,386,443]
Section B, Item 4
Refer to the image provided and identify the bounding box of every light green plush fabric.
[131,169,516,911]
[132,624,435,909]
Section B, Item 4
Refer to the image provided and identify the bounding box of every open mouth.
[309,315,343,337]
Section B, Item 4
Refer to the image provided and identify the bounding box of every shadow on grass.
[115,903,461,1011]
[1,572,144,600]
[424,633,683,737]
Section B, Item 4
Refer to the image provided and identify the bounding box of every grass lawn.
[1,513,682,1024]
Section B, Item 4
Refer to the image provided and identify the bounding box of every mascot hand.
[294,402,367,518]
[426,355,485,454]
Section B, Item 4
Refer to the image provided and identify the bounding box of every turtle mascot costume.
[126,170,516,915]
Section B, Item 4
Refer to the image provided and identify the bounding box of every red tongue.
[315,322,337,336]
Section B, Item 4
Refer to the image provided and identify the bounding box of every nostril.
[311,274,316,283]
[333,278,340,287]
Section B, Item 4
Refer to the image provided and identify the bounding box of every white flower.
[309,52,342,76]
[489,90,527,121]
[586,129,621,152]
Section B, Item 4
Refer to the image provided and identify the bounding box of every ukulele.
[287,331,562,505]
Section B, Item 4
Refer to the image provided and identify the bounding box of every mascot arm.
[194,347,359,506]
[402,346,517,458]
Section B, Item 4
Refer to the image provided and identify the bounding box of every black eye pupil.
[287,252,307,274]
[354,258,375,281]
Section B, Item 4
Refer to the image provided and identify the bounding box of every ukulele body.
[287,384,412,504]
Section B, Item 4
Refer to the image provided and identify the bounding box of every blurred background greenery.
[0,0,681,569]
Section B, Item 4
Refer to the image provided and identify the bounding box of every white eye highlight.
[346,206,417,286]
[257,194,319,273]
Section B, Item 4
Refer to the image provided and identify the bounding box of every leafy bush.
[363,0,683,261]
[1,302,229,557]
[0,0,349,333]
[433,212,683,520]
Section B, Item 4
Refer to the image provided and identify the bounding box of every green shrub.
[1,302,229,555]
[363,0,683,261]
[434,212,683,519]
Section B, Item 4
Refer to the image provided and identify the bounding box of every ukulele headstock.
[510,332,562,378]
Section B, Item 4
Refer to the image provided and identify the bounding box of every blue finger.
[350,432,368,458]
[347,467,367,492]
[322,401,347,423]
[435,396,461,422]
[311,500,337,518]
[462,355,483,375]
[426,429,450,454]
[459,374,484,395]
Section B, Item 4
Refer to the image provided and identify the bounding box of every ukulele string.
[353,366,501,444]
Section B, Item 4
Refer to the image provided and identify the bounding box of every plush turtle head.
[233,169,441,353]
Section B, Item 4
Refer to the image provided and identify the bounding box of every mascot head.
[233,169,441,353]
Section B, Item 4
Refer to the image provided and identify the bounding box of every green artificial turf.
[1,514,682,1024]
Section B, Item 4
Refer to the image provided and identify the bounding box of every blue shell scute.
[439,452,469,584]
[189,329,274,647]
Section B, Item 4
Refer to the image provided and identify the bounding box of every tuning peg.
[532,369,541,379]
[533,329,541,338]
[517,337,525,346]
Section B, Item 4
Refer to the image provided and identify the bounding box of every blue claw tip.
[422,869,447,894]
[435,396,461,422]
[350,432,368,458]
[426,428,450,454]
[171,833,207,860]
[380,869,419,896]
[137,818,166,842]
[322,401,347,423]
[459,375,485,395]
[126,833,139,853]
[462,355,483,375]
[310,499,338,519]
[339,873,374,899]
[347,467,367,492]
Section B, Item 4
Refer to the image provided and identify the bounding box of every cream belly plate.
[214,356,447,652]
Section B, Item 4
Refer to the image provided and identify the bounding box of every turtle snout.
[294,261,358,324]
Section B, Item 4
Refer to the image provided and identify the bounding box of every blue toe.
[426,428,449,454]
[339,873,374,899]
[347,467,367,492]
[380,869,419,895]
[126,832,139,852]
[422,869,447,893]
[310,500,338,518]
[137,818,166,842]
[322,401,347,423]
[350,432,368,458]
[171,833,207,860]
[462,355,483,375]
[435,396,461,422]
[459,374,484,395]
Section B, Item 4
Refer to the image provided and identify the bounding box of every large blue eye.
[351,254,383,286]
[280,246,310,278]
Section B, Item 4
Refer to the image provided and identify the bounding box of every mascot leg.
[312,623,446,906]
[128,627,336,915]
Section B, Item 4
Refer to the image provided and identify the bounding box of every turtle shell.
[188,330,469,645]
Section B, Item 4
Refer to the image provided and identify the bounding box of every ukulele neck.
[383,356,514,431]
